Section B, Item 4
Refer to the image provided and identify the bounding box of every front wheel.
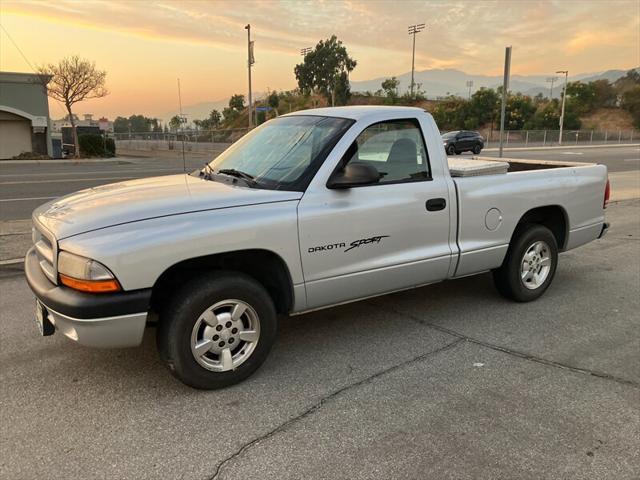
[493,224,558,302]
[473,144,482,154]
[446,144,456,155]
[157,272,277,389]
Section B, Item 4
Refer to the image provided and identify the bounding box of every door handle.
[426,198,446,211]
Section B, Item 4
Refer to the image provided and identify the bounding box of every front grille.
[32,219,58,284]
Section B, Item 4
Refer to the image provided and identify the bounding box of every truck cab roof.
[284,105,427,121]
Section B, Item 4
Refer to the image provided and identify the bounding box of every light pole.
[300,47,312,57]
[498,46,512,158]
[557,70,568,145]
[466,80,474,99]
[408,23,425,98]
[245,24,255,129]
[546,76,558,99]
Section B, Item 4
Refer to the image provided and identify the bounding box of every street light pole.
[557,70,568,145]
[546,76,558,99]
[245,24,254,129]
[466,80,474,99]
[498,46,512,158]
[407,24,425,98]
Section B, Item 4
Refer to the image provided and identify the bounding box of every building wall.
[0,71,53,158]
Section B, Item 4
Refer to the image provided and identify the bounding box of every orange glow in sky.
[1,0,638,120]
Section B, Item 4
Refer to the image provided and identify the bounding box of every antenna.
[177,78,186,172]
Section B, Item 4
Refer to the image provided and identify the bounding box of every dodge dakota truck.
[25,106,610,389]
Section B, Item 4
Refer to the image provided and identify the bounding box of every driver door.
[297,118,453,310]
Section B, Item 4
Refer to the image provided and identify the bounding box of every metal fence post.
[525,130,529,146]
[506,130,510,145]
[604,130,608,143]
[590,130,593,144]
[543,130,547,146]
[618,130,622,143]
[576,131,579,145]
[631,130,634,143]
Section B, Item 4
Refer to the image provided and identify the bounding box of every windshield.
[441,131,458,139]
[203,115,353,191]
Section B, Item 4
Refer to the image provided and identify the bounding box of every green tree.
[381,77,400,104]
[267,91,280,115]
[168,115,182,132]
[113,116,129,133]
[468,88,500,130]
[209,109,221,128]
[294,35,357,106]
[621,86,640,128]
[222,94,246,123]
[504,94,536,130]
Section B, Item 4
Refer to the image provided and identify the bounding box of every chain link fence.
[112,128,250,153]
[484,129,638,148]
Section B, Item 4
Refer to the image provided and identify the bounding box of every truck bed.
[447,156,592,177]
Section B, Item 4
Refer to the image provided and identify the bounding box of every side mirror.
[327,162,380,189]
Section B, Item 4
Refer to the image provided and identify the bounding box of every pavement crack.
[207,337,464,480]
[387,307,640,389]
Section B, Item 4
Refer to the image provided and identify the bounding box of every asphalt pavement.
[1,200,638,479]
[0,144,638,221]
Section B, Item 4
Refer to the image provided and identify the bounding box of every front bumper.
[25,247,151,348]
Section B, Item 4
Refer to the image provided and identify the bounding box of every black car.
[442,130,484,155]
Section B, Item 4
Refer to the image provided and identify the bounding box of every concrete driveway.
[1,200,639,479]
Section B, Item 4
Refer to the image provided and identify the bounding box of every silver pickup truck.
[25,106,610,389]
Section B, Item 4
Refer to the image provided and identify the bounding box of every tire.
[473,144,482,154]
[446,144,456,155]
[157,271,277,389]
[492,224,558,302]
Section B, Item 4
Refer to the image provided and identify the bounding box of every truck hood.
[33,174,302,239]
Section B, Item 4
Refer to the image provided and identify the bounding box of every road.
[1,199,638,479]
[0,145,638,221]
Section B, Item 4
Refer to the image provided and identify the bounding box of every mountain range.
[350,67,638,99]
[167,67,638,123]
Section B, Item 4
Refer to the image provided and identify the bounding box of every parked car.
[26,106,610,389]
[442,130,484,155]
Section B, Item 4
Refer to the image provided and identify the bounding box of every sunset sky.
[1,0,638,120]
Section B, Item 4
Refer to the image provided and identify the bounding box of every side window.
[342,119,431,184]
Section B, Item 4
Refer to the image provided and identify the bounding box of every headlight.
[58,251,121,293]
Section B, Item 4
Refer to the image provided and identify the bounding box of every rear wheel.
[493,224,558,302]
[446,144,456,155]
[157,272,277,389]
[473,144,482,154]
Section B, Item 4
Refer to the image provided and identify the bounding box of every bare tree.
[38,56,108,158]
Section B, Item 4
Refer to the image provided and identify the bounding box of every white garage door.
[0,119,32,159]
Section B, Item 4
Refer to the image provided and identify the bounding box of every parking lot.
[1,191,638,478]
[1,144,639,479]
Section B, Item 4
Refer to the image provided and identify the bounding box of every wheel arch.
[150,249,295,315]
[512,205,569,251]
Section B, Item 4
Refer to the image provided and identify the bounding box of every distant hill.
[350,67,639,99]
[160,98,228,126]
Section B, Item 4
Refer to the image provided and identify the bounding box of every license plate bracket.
[35,300,55,336]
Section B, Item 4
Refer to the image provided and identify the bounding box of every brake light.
[604,178,610,209]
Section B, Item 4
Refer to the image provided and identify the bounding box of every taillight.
[604,178,610,209]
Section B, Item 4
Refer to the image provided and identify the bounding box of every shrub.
[105,137,116,156]
[78,133,105,157]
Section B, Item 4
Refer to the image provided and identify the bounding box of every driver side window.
[341,119,431,184]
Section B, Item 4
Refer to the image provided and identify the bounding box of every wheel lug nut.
[225,321,232,328]
[219,341,225,347]
[216,325,222,331]
[213,334,219,341]
[232,328,238,334]
[229,338,234,344]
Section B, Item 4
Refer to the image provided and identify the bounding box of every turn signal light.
[59,274,121,293]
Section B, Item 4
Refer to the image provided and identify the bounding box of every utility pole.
[557,70,568,145]
[408,23,425,98]
[245,24,255,129]
[466,80,474,99]
[498,46,512,158]
[546,76,558,99]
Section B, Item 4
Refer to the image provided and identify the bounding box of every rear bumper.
[25,247,151,348]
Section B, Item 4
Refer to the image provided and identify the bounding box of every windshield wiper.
[217,168,259,187]
[199,163,215,179]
